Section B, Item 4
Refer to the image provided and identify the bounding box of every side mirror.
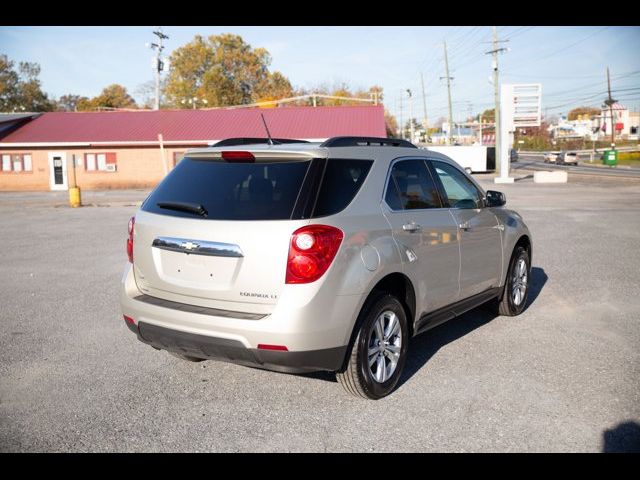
[485,190,506,207]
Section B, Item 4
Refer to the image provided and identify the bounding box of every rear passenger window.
[312,159,373,217]
[385,159,442,210]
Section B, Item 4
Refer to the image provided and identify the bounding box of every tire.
[169,351,205,362]
[497,246,530,316]
[336,294,409,400]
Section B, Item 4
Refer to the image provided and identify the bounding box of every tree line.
[1,33,386,114]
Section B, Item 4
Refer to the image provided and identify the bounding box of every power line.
[504,69,640,80]
[506,26,610,71]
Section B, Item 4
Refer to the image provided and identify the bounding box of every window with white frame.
[85,152,117,172]
[1,153,33,172]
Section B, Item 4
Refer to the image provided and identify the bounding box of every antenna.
[260,113,274,145]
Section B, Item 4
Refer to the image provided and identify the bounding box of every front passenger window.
[432,161,482,209]
[385,160,441,210]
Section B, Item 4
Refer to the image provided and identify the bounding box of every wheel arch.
[514,234,532,266]
[337,272,416,372]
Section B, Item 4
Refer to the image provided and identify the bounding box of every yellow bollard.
[69,187,81,208]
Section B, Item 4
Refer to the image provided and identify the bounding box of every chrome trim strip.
[152,237,244,257]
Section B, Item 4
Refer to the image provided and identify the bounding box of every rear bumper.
[120,263,362,372]
[135,321,347,373]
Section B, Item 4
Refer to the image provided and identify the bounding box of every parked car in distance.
[544,151,561,163]
[510,149,519,163]
[120,136,533,399]
[557,151,578,165]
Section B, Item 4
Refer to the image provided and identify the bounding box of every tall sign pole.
[485,27,508,174]
[496,83,541,184]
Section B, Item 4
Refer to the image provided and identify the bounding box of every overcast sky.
[1,26,639,123]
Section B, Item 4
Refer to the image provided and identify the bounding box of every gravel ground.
[0,178,639,452]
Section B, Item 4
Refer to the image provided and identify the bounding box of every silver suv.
[120,136,532,399]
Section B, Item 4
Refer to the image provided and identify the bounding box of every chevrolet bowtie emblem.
[181,241,199,250]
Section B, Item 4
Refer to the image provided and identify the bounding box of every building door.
[48,152,68,190]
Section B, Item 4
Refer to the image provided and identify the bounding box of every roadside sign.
[511,84,542,128]
[496,83,542,184]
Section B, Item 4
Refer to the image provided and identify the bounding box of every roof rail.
[212,137,310,147]
[319,136,417,148]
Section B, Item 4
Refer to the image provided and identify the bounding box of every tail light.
[127,216,135,263]
[286,225,343,284]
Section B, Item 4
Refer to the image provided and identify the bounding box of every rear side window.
[142,158,310,220]
[385,159,442,210]
[312,159,373,217]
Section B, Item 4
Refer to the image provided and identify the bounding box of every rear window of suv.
[142,157,373,221]
[142,158,311,220]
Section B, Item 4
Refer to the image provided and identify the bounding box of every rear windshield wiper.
[157,201,208,218]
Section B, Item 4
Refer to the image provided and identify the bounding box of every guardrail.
[518,145,639,155]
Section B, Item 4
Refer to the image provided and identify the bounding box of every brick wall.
[0,146,190,191]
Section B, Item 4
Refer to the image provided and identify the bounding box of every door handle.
[458,222,472,231]
[402,222,422,232]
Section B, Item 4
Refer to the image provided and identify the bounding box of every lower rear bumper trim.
[135,321,347,373]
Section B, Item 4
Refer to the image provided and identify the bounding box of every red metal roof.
[0,106,386,145]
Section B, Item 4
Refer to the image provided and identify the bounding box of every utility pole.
[399,95,404,139]
[407,89,414,143]
[420,72,428,130]
[604,66,617,149]
[440,42,454,145]
[149,28,169,111]
[485,26,508,174]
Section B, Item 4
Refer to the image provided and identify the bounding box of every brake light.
[221,151,255,162]
[286,225,343,284]
[127,216,135,263]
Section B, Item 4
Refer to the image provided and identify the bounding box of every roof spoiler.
[211,137,310,147]
[319,136,417,148]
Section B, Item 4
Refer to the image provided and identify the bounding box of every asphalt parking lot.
[1,176,639,452]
